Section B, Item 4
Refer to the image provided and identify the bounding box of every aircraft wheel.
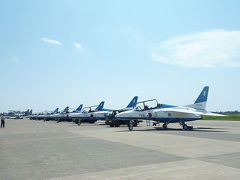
[183,124,188,130]
[110,124,114,127]
[163,123,167,129]
[129,121,134,131]
[133,121,138,127]
[78,119,82,126]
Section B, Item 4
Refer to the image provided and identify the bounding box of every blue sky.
[0,0,240,112]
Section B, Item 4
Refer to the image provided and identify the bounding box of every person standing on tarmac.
[1,114,5,128]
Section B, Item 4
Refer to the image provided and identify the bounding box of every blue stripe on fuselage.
[100,108,112,111]
[161,104,178,108]
[70,116,106,120]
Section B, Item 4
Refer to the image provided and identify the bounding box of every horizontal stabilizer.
[202,112,226,117]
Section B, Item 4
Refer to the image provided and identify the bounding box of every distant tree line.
[213,110,240,115]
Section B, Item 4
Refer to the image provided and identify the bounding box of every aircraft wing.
[161,108,203,115]
[161,108,225,117]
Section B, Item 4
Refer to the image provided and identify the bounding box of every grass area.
[203,114,240,121]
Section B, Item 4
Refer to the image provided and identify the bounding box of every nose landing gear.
[78,119,82,126]
[128,120,134,131]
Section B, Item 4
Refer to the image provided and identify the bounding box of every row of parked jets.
[28,86,224,131]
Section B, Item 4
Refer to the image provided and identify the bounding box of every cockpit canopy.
[134,99,162,111]
[82,105,99,113]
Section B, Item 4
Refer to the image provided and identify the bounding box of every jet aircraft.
[54,104,83,122]
[30,108,59,120]
[115,86,224,131]
[50,106,69,121]
[70,97,139,126]
[70,101,105,124]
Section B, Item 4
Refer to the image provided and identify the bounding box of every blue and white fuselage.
[116,105,202,123]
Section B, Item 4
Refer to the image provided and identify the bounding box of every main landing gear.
[182,124,193,130]
[127,120,138,131]
[179,119,193,131]
[162,123,168,130]
[183,124,188,130]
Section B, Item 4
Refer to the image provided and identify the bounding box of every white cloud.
[41,37,62,45]
[151,30,240,68]
[11,57,19,63]
[73,42,84,51]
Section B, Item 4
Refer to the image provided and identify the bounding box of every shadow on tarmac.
[34,120,229,133]
[116,126,229,133]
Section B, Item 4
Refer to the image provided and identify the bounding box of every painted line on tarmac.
[0,135,83,143]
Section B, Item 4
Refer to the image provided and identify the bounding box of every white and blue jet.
[115,86,224,131]
[69,101,105,123]
[69,96,138,125]
[89,96,139,122]
[50,106,69,121]
[51,105,83,121]
[31,108,59,120]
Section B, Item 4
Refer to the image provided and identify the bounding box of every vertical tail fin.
[188,86,209,110]
[24,109,29,116]
[126,96,138,108]
[54,108,59,113]
[75,104,83,112]
[62,106,69,113]
[95,101,104,111]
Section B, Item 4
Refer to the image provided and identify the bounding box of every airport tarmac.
[0,119,240,180]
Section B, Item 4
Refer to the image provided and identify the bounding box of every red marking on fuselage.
[148,113,152,118]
